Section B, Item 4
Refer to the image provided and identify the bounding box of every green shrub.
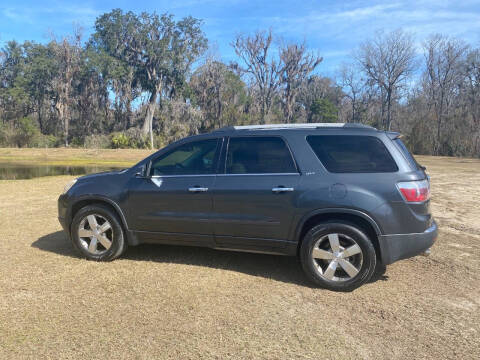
[125,128,149,149]
[111,132,130,148]
[15,117,39,147]
[310,98,338,123]
[0,123,13,146]
[0,119,58,148]
[110,128,149,149]
[154,134,167,149]
[31,133,58,148]
[84,134,111,149]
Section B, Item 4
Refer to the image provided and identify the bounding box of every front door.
[127,137,220,246]
[212,136,300,251]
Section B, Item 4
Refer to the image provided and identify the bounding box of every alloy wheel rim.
[78,214,113,255]
[312,233,363,282]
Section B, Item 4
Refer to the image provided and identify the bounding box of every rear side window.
[393,138,420,170]
[226,137,297,174]
[307,135,398,173]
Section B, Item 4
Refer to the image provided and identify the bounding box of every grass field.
[0,150,479,359]
[0,147,154,167]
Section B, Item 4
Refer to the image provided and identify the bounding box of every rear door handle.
[272,187,294,193]
[188,186,209,192]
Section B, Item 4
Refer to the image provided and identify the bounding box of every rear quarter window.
[393,138,420,170]
[307,135,398,173]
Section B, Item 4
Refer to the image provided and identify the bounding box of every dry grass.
[0,151,479,359]
[0,147,154,167]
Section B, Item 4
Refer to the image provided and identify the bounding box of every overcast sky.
[1,0,479,76]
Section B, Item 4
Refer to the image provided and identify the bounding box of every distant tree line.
[1,9,479,157]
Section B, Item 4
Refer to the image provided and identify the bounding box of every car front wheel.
[300,221,377,291]
[71,204,126,261]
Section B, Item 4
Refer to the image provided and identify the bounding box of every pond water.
[0,163,125,180]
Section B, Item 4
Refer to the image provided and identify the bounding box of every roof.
[211,123,376,133]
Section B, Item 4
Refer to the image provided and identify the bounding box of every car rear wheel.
[71,204,126,261]
[300,221,377,291]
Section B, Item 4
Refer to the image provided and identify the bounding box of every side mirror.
[135,165,148,178]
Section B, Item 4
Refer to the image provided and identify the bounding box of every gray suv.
[58,123,437,291]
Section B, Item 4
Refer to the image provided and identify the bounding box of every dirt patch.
[0,154,479,359]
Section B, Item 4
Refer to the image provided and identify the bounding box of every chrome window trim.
[150,174,216,178]
[149,173,300,178]
[217,173,300,177]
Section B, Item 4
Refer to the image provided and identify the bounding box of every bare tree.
[463,49,480,127]
[190,58,247,130]
[356,29,416,130]
[423,34,468,154]
[463,49,480,153]
[232,30,281,123]
[339,62,365,123]
[279,42,322,122]
[297,76,343,123]
[190,59,225,128]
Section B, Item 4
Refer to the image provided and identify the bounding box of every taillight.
[397,180,430,202]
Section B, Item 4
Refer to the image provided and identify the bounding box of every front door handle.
[272,187,294,193]
[188,186,209,192]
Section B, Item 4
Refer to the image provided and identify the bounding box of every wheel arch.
[69,196,129,234]
[294,209,383,261]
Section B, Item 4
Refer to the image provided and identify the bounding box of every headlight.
[63,179,77,194]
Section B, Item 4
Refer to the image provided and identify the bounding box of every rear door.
[212,136,300,251]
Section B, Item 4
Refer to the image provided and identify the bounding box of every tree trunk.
[285,95,294,123]
[434,93,445,156]
[55,98,69,147]
[260,98,266,124]
[37,99,44,134]
[63,100,69,147]
[284,84,293,123]
[126,98,133,129]
[64,116,69,147]
[351,94,356,123]
[435,115,442,156]
[142,90,158,149]
[380,88,386,130]
[386,90,392,131]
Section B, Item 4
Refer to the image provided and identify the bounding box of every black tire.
[300,221,377,291]
[71,204,126,261]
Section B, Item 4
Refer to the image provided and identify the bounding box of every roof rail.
[212,123,375,132]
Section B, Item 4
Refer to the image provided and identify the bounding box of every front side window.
[150,138,218,176]
[226,137,297,174]
[307,135,398,173]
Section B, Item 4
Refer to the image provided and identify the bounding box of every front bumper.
[379,220,438,265]
[58,216,69,233]
[58,194,69,234]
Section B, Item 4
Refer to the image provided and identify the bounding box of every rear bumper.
[379,220,438,265]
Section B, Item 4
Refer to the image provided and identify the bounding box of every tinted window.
[394,138,420,170]
[307,135,398,173]
[226,137,297,174]
[151,139,218,176]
